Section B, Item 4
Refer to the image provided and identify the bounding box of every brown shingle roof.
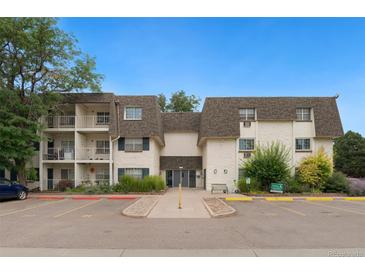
[199,97,343,143]
[117,96,164,144]
[162,112,201,132]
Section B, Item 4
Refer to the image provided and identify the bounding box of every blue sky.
[59,18,365,135]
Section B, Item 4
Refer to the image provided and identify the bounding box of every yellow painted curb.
[344,197,365,201]
[265,197,293,202]
[306,197,334,201]
[225,197,253,202]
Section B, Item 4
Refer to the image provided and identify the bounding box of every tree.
[334,131,365,177]
[297,148,333,190]
[158,90,200,112]
[242,142,291,190]
[0,18,103,183]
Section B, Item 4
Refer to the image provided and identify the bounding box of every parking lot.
[1,197,365,256]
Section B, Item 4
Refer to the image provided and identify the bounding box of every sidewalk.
[148,188,210,218]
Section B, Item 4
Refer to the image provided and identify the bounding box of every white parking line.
[275,205,306,216]
[53,200,101,218]
[0,200,65,217]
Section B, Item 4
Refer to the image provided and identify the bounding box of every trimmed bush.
[243,142,291,190]
[297,148,333,190]
[322,171,350,193]
[237,177,261,193]
[284,177,309,193]
[114,175,165,193]
[58,180,74,192]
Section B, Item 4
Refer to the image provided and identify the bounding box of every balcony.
[44,178,75,191]
[77,178,110,186]
[76,115,110,129]
[76,147,111,161]
[45,116,75,129]
[43,148,75,161]
[44,115,110,130]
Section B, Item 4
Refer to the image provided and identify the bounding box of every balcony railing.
[45,179,75,191]
[43,148,75,160]
[45,116,75,128]
[76,115,110,129]
[76,147,110,160]
[44,115,110,129]
[78,178,110,186]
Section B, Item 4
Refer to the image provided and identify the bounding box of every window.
[61,169,74,180]
[125,138,143,152]
[239,108,255,120]
[124,107,142,120]
[96,140,110,154]
[96,112,110,125]
[239,139,255,151]
[296,108,311,121]
[61,141,74,153]
[125,168,143,179]
[238,168,245,180]
[296,138,311,151]
[96,169,110,180]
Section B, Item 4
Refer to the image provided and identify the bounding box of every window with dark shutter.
[143,137,150,151]
[118,137,125,151]
[118,168,125,179]
[142,168,149,178]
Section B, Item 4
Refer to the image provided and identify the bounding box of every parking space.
[0,197,365,251]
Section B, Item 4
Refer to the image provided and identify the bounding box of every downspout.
[110,100,120,185]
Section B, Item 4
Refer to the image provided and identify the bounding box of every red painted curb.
[72,197,101,200]
[107,196,137,200]
[36,197,65,200]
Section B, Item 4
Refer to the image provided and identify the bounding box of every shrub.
[113,175,165,193]
[66,183,112,194]
[285,178,304,193]
[322,171,350,193]
[297,148,333,190]
[237,177,261,193]
[58,180,74,192]
[243,142,291,190]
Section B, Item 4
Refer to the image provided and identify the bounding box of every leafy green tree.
[297,148,333,190]
[243,142,291,190]
[158,90,200,112]
[334,131,365,177]
[0,18,103,183]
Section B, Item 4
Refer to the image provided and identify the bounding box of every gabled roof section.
[198,97,344,144]
[162,112,201,133]
[117,96,164,144]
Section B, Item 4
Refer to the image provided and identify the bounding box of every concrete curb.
[122,196,160,218]
[225,196,365,202]
[31,195,138,200]
[202,198,236,217]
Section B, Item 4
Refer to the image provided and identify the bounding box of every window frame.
[295,138,311,151]
[96,168,110,180]
[125,168,143,180]
[239,138,255,151]
[125,138,143,152]
[61,169,74,180]
[96,112,110,125]
[296,108,311,121]
[96,140,110,154]
[124,107,142,120]
[239,108,256,121]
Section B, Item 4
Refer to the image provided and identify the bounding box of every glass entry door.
[168,170,196,188]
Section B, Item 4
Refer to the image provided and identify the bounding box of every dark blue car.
[0,178,28,200]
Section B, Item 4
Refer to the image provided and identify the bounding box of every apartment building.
[0,93,344,192]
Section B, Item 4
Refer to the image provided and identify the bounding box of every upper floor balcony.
[76,147,111,161]
[43,114,110,131]
[43,147,75,161]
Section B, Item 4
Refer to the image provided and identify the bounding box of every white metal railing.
[44,178,75,191]
[76,115,110,128]
[77,178,110,186]
[76,147,110,160]
[43,148,75,160]
[45,116,75,128]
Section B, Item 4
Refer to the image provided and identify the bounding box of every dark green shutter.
[118,137,125,151]
[35,168,40,181]
[142,168,149,178]
[10,169,17,181]
[238,168,245,180]
[143,137,149,151]
[118,168,125,180]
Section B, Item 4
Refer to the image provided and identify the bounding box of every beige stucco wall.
[160,132,201,156]
[112,137,160,183]
[204,139,237,192]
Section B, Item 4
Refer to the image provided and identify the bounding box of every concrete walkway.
[148,188,210,218]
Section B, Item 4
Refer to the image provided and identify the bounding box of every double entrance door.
[166,170,196,188]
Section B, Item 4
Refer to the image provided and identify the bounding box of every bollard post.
[178,183,182,209]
